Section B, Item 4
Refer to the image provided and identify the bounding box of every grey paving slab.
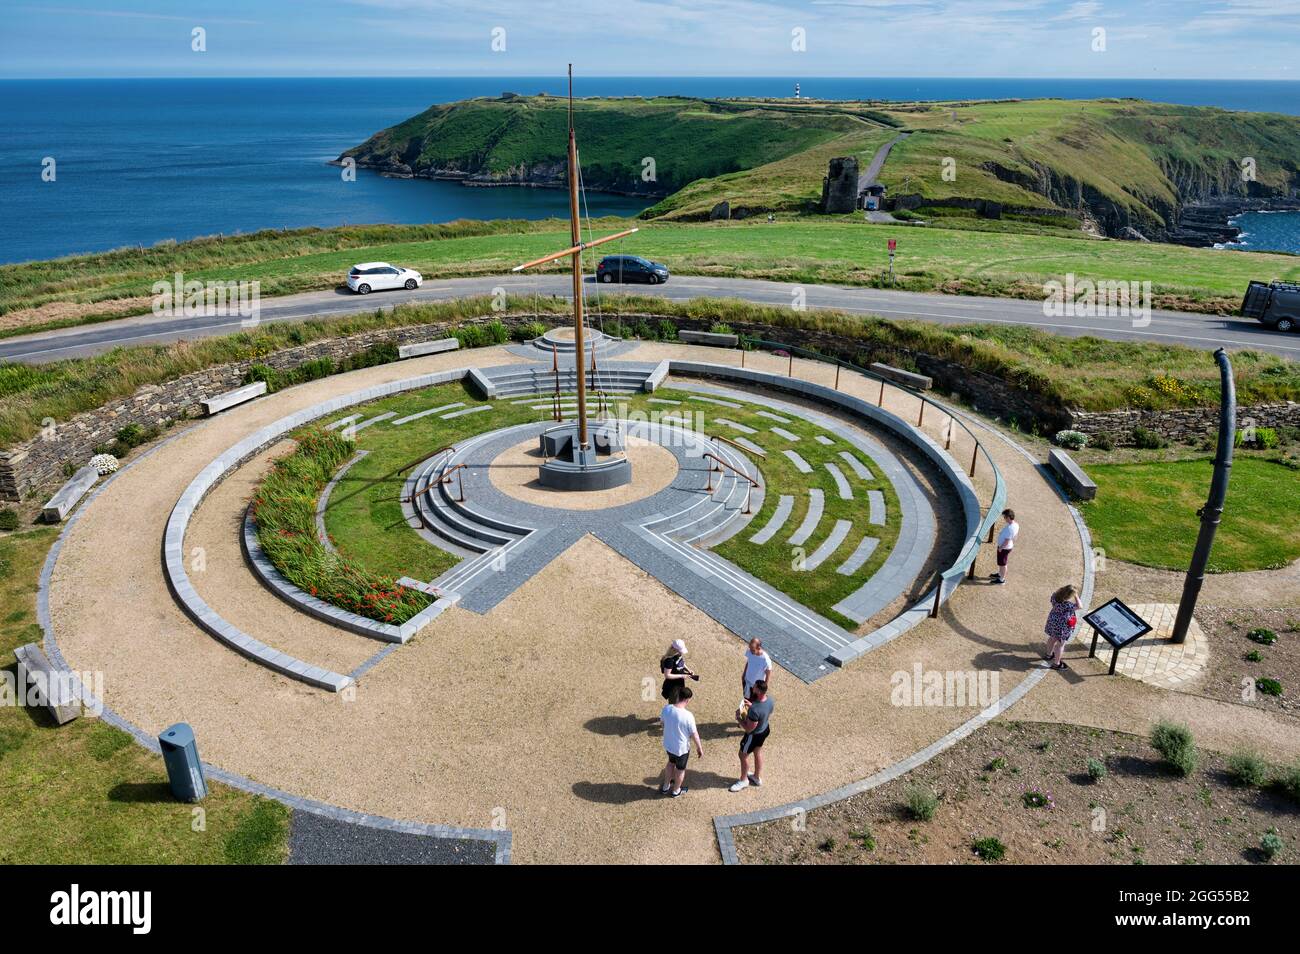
[824,462,853,500]
[756,411,792,424]
[839,450,874,481]
[441,405,493,420]
[749,494,794,544]
[867,489,886,525]
[688,395,742,408]
[782,449,812,474]
[733,436,767,457]
[803,519,851,571]
[836,535,879,576]
[714,418,757,434]
[648,398,680,405]
[815,435,835,446]
[325,414,360,431]
[788,489,824,546]
[352,411,395,432]
[391,402,465,425]
[770,426,800,441]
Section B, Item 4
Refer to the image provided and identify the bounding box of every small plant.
[817,837,836,853]
[1255,677,1283,697]
[1245,649,1263,662]
[987,755,1007,771]
[1260,829,1283,861]
[1226,750,1268,787]
[1021,787,1054,809]
[1092,432,1115,451]
[709,322,734,335]
[1131,425,1168,450]
[1274,763,1300,803]
[903,784,938,822]
[1248,627,1278,645]
[1086,758,1107,781]
[511,321,548,342]
[971,836,1006,862]
[1236,427,1280,449]
[1150,721,1198,777]
[1054,429,1088,450]
[0,509,18,532]
[851,827,876,851]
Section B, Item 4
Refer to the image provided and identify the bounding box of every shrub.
[1131,425,1168,450]
[1054,429,1088,450]
[337,341,399,371]
[1256,677,1283,697]
[903,784,938,821]
[709,322,735,335]
[1236,427,1280,449]
[1086,758,1107,781]
[971,836,1006,861]
[656,319,678,341]
[1245,649,1263,662]
[0,509,18,532]
[1091,432,1115,451]
[1274,763,1300,803]
[1261,830,1283,861]
[1021,787,1053,809]
[851,827,876,851]
[1150,721,1198,776]
[1248,627,1278,645]
[1225,750,1268,787]
[512,321,548,342]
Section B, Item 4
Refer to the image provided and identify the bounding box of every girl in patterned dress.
[1044,584,1081,670]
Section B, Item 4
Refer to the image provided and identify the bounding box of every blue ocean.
[1,77,1297,265]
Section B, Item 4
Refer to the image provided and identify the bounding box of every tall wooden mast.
[566,65,589,449]
[510,65,638,456]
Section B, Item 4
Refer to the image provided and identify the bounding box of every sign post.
[1082,598,1153,675]
[887,238,896,285]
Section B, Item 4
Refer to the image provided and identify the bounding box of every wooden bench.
[13,643,81,724]
[41,464,99,523]
[1049,448,1098,500]
[870,362,933,390]
[679,330,739,347]
[200,381,267,416]
[398,338,460,360]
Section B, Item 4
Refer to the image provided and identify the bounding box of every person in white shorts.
[740,637,772,702]
[659,686,703,798]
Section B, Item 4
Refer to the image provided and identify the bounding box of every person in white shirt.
[992,508,1019,584]
[659,686,703,798]
[740,637,772,702]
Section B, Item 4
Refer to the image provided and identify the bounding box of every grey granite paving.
[836,535,879,576]
[756,411,792,424]
[392,402,464,425]
[815,435,835,446]
[788,489,824,545]
[688,395,742,408]
[715,418,757,434]
[749,494,794,544]
[770,426,800,442]
[648,398,681,405]
[839,450,874,481]
[325,414,360,431]
[782,449,812,474]
[824,462,853,500]
[733,436,767,457]
[867,489,886,525]
[289,809,496,865]
[352,411,396,432]
[441,405,492,420]
[803,519,852,571]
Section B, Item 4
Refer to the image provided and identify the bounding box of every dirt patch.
[1192,607,1300,719]
[736,720,1300,865]
[0,296,153,334]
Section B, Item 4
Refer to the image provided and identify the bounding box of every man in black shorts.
[730,680,773,792]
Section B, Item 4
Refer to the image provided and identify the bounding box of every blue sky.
[1,0,1296,79]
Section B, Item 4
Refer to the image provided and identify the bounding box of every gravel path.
[288,811,495,865]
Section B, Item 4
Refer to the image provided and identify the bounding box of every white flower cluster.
[89,453,120,475]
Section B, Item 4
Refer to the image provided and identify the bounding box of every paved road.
[3,273,1295,363]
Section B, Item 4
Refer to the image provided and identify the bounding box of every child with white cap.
[660,638,698,704]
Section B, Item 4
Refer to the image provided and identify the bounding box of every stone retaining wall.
[1068,402,1300,445]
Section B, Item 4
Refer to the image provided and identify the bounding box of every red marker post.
[887,238,897,285]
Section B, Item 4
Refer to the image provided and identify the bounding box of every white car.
[347,262,423,294]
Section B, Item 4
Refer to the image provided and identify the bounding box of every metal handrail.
[439,462,469,502]
[709,432,761,459]
[702,451,757,514]
[398,446,458,504]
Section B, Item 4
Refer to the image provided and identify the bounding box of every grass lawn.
[6,216,1298,335]
[1080,456,1300,572]
[0,528,290,863]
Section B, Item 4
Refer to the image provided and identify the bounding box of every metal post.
[878,379,886,406]
[917,401,925,428]
[1171,348,1235,644]
[457,468,466,502]
[834,362,841,390]
[788,352,793,377]
[969,444,979,478]
[945,416,953,450]
[929,580,943,618]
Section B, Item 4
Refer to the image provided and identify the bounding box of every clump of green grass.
[971,836,1006,862]
[1226,750,1268,787]
[1256,678,1283,697]
[1260,829,1283,862]
[1086,758,1107,781]
[222,797,291,865]
[1248,628,1278,645]
[903,784,939,822]
[0,509,17,532]
[251,427,430,624]
[1150,721,1198,777]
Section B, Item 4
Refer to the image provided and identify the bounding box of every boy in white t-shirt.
[992,508,1019,584]
[740,637,772,702]
[659,686,704,798]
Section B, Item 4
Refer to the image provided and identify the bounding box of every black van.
[1241,280,1300,333]
[596,255,670,285]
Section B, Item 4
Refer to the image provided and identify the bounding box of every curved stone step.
[836,535,879,576]
[824,461,853,500]
[783,449,812,474]
[867,489,886,526]
[788,489,825,546]
[749,494,794,544]
[839,451,874,482]
[803,519,852,571]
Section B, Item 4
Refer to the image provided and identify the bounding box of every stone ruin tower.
[820,157,860,214]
